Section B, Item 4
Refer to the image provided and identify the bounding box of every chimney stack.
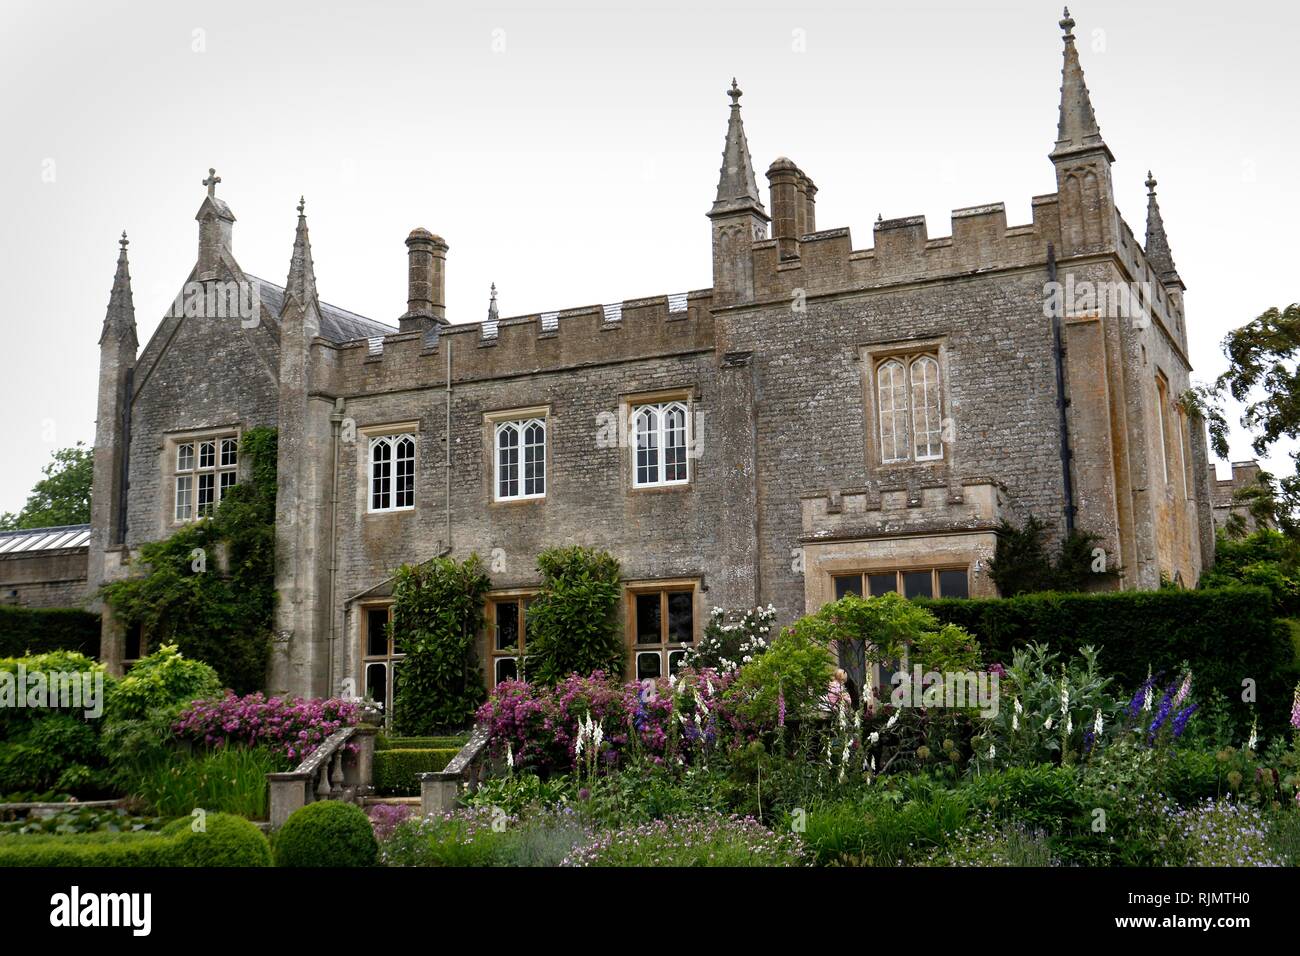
[401,228,449,333]
[766,157,801,260]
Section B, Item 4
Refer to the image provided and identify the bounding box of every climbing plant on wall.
[101,427,277,694]
[388,555,492,735]
[526,546,624,685]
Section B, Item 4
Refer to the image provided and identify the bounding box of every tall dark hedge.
[0,606,100,659]
[917,587,1298,733]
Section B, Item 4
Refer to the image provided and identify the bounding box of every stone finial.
[1050,8,1112,161]
[101,230,138,348]
[710,77,766,217]
[487,282,499,322]
[1144,171,1184,290]
[203,167,222,198]
[297,195,306,215]
[284,197,319,310]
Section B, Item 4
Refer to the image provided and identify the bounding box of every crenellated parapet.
[321,289,716,393]
[747,196,1061,304]
[799,479,1010,543]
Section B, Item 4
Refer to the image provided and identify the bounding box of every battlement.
[749,195,1062,304]
[322,288,716,393]
[799,479,1009,543]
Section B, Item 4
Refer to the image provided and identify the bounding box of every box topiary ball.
[273,801,378,868]
[165,812,273,867]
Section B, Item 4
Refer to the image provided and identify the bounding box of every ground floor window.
[486,593,536,687]
[361,604,402,715]
[832,565,970,601]
[123,623,145,671]
[628,584,696,681]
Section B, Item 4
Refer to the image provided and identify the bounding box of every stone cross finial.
[1145,170,1157,194]
[119,230,128,250]
[728,78,742,106]
[1060,7,1075,37]
[203,167,221,197]
[298,196,306,215]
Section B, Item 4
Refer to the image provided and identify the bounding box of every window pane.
[495,657,518,685]
[175,475,192,521]
[366,609,390,657]
[663,404,688,482]
[219,470,237,499]
[124,624,143,661]
[635,593,661,644]
[667,591,693,644]
[220,437,238,468]
[523,421,545,496]
[199,441,216,469]
[877,360,909,462]
[177,443,194,472]
[197,473,215,515]
[372,439,391,510]
[667,650,687,676]
[495,601,520,651]
[938,569,969,598]
[910,356,943,460]
[636,651,662,681]
[834,575,864,599]
[497,424,519,499]
[902,571,934,599]
[868,573,898,596]
[395,437,415,508]
[365,662,388,706]
[634,408,659,485]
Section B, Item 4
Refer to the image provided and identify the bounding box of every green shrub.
[986,515,1114,595]
[389,556,491,735]
[161,812,274,867]
[0,606,100,659]
[104,643,222,725]
[372,748,457,796]
[965,764,1086,833]
[0,812,270,867]
[274,801,378,867]
[797,788,971,866]
[919,587,1297,734]
[131,746,280,817]
[726,618,834,725]
[525,546,623,685]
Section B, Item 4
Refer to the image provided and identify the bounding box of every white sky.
[1,0,1296,513]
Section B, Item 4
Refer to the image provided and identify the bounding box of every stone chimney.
[802,174,817,233]
[401,228,449,333]
[766,157,801,260]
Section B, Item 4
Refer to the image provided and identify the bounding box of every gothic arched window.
[877,359,909,463]
[495,418,547,500]
[370,433,416,512]
[876,353,944,464]
[633,400,691,487]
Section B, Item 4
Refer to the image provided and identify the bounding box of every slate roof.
[0,524,92,555]
[247,276,395,344]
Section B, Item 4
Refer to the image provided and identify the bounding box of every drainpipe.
[328,397,345,694]
[443,338,453,556]
[1047,243,1077,536]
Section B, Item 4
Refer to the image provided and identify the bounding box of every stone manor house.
[2,12,1227,703]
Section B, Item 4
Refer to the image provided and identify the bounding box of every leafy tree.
[1190,303,1300,535]
[1197,528,1300,615]
[388,555,491,735]
[986,516,1114,596]
[0,444,93,530]
[526,546,623,685]
[101,428,277,694]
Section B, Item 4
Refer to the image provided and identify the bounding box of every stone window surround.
[482,405,551,506]
[161,424,242,531]
[620,386,696,493]
[484,588,538,689]
[360,421,419,516]
[858,337,951,475]
[625,576,700,682]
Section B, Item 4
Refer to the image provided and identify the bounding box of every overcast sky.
[1,0,1296,514]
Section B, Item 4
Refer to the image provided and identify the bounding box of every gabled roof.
[247,276,395,343]
[0,524,91,556]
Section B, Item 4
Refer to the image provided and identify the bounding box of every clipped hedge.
[0,812,271,867]
[917,586,1298,730]
[273,801,377,867]
[0,605,100,659]
[373,748,458,796]
[376,735,468,751]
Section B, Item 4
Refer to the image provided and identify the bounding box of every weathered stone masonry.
[82,12,1217,698]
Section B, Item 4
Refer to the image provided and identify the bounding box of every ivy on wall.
[101,428,277,694]
[389,555,492,736]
